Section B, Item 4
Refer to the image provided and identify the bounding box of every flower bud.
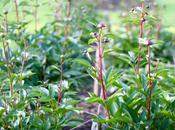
[146,40,153,46]
[146,5,150,9]
[103,37,109,43]
[141,18,146,22]
[60,55,64,58]
[97,22,106,29]
[90,32,99,38]
[3,10,8,15]
[139,38,153,46]
[0,33,5,38]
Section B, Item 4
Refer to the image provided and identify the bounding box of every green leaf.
[85,93,104,105]
[75,59,91,68]
[0,107,6,116]
[88,38,97,44]
[39,96,52,102]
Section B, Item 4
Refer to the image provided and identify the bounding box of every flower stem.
[58,0,71,105]
[2,13,13,96]
[96,29,110,119]
[58,58,63,104]
[136,2,144,76]
[20,37,27,86]
[14,0,20,40]
[147,45,153,121]
[2,39,13,96]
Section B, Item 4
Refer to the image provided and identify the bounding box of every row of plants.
[81,1,175,129]
[0,0,174,129]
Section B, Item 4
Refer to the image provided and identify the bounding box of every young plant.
[89,22,111,119]
[1,11,13,96]
[131,1,146,76]
[96,22,107,101]
[137,2,145,76]
[140,38,154,121]
[58,0,71,104]
[146,40,153,121]
[20,34,28,86]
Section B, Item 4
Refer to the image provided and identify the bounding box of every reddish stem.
[14,0,20,40]
[58,58,63,104]
[136,2,144,76]
[96,29,110,119]
[147,45,153,120]
[58,0,71,105]
[3,13,13,96]
[20,37,27,85]
[4,13,10,62]
[2,39,13,96]
[97,30,107,100]
[157,23,161,40]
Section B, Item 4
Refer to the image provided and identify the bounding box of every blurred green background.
[0,0,175,32]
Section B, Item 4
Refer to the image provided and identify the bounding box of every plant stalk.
[136,2,144,76]
[20,37,27,86]
[58,0,71,105]
[96,29,110,119]
[4,13,10,61]
[2,39,13,96]
[14,0,20,40]
[2,13,13,96]
[58,58,63,104]
[93,49,99,95]
[147,45,153,120]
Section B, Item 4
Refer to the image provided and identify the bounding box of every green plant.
[58,0,72,105]
[1,11,13,96]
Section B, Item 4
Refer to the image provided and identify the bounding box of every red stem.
[147,45,153,120]
[58,58,63,104]
[14,0,20,40]
[96,29,110,119]
[58,0,71,105]
[3,13,13,96]
[20,37,27,85]
[136,2,144,76]
[4,14,10,62]
[2,39,13,96]
[157,23,161,40]
[97,30,107,100]
[14,0,19,23]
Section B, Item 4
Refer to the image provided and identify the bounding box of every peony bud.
[3,10,8,15]
[139,38,153,46]
[90,32,99,38]
[146,40,153,46]
[97,22,106,29]
[103,37,109,43]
